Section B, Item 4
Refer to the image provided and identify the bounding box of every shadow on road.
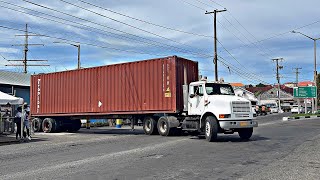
[77,128,145,135]
[189,135,269,143]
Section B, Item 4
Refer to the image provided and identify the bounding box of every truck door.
[188,85,205,115]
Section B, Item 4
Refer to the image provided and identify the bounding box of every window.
[205,83,235,95]
[193,85,204,96]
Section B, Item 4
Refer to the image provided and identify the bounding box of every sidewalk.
[0,133,19,145]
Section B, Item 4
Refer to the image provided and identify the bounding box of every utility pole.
[293,67,302,85]
[54,42,81,69]
[293,67,302,113]
[6,24,49,73]
[205,9,227,81]
[292,30,320,113]
[293,68,302,86]
[272,58,284,112]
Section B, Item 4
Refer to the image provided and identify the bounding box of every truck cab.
[186,80,258,141]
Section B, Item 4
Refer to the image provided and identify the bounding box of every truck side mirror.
[190,94,195,98]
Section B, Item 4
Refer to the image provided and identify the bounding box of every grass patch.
[290,113,320,118]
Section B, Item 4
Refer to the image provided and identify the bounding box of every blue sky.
[0,0,320,85]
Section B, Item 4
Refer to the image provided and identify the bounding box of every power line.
[205,8,227,81]
[218,55,270,84]
[23,0,207,54]
[1,1,211,58]
[208,0,225,8]
[0,24,270,83]
[293,67,302,84]
[178,0,207,11]
[6,24,49,73]
[217,39,266,80]
[75,0,213,38]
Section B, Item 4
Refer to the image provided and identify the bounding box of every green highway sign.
[293,86,317,98]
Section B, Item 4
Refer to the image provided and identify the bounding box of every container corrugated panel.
[30,56,198,117]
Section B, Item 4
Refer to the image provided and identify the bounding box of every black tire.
[204,116,218,142]
[143,116,158,135]
[42,118,57,133]
[238,128,253,140]
[69,120,81,132]
[32,118,42,132]
[157,117,175,136]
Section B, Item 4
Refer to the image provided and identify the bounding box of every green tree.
[256,83,266,87]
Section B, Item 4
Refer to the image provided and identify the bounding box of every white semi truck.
[170,79,258,141]
[31,56,258,142]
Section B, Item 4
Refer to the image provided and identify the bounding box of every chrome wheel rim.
[145,119,151,132]
[160,121,167,133]
[205,121,211,137]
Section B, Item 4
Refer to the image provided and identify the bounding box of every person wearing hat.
[23,104,31,140]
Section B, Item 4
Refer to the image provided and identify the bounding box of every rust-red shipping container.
[30,56,198,117]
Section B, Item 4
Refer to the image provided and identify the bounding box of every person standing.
[23,109,31,140]
[14,107,22,139]
[3,110,10,132]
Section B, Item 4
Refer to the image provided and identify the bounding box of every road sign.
[293,86,317,98]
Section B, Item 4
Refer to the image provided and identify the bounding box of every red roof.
[230,82,245,87]
[298,81,315,87]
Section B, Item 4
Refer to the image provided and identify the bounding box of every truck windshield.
[205,83,235,95]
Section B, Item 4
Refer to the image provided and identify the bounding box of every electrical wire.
[23,0,208,54]
[1,1,211,59]
[75,0,213,38]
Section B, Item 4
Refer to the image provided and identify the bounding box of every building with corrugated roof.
[0,71,30,103]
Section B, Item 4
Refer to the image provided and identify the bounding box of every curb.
[283,115,320,121]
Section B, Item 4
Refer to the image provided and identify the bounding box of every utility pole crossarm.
[205,9,227,14]
[6,24,48,73]
[12,44,44,46]
[7,60,48,61]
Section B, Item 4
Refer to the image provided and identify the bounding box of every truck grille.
[232,101,251,113]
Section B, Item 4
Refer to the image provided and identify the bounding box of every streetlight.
[53,42,81,69]
[291,30,320,112]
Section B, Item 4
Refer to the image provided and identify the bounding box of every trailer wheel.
[238,128,253,140]
[42,118,57,133]
[204,116,218,142]
[69,120,81,132]
[143,116,158,135]
[32,118,42,132]
[157,116,175,136]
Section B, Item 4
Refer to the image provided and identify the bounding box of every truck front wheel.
[143,117,158,135]
[204,116,218,142]
[238,128,253,140]
[157,117,175,136]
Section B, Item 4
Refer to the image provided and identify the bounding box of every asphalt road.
[1,113,320,180]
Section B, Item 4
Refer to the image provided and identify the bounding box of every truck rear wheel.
[204,116,218,142]
[238,128,253,140]
[32,118,42,132]
[70,120,81,132]
[143,117,158,135]
[157,116,175,136]
[42,118,57,133]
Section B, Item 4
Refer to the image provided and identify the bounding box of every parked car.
[270,106,279,113]
[291,105,304,113]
